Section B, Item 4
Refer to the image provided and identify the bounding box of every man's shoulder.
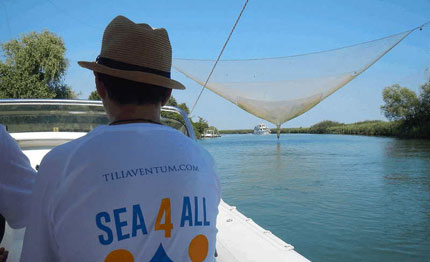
[42,130,97,164]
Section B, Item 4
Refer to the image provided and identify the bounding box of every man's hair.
[96,73,171,105]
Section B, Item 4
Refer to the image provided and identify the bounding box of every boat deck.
[216,200,309,261]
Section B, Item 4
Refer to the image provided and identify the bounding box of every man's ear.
[161,89,173,106]
[94,72,107,100]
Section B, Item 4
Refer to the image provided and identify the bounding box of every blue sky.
[1,0,429,129]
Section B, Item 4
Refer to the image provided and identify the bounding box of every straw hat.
[78,16,185,90]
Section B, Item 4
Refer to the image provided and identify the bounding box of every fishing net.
[173,30,414,136]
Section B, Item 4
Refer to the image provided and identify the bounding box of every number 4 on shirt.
[155,198,173,238]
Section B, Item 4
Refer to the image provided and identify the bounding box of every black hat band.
[96,56,171,78]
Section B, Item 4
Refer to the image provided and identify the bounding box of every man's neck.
[106,102,161,125]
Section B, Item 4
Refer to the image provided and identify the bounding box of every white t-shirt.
[21,123,220,262]
[0,125,36,229]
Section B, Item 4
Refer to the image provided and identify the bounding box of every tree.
[88,90,100,100]
[381,84,419,121]
[309,120,342,133]
[166,95,212,138]
[166,96,178,107]
[193,117,209,136]
[417,83,430,121]
[177,103,190,114]
[166,97,190,114]
[0,30,76,98]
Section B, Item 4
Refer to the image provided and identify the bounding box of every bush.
[309,120,342,134]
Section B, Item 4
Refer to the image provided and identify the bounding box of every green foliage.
[380,83,430,138]
[381,84,419,121]
[54,85,78,99]
[0,30,75,99]
[327,121,397,136]
[220,129,252,134]
[166,96,178,107]
[166,96,190,114]
[88,90,100,100]
[309,120,342,133]
[417,83,430,122]
[276,127,309,134]
[166,95,213,139]
[413,83,430,138]
[192,117,209,138]
[273,120,396,136]
[178,103,190,114]
[192,124,201,139]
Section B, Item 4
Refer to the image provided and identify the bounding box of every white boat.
[253,123,271,135]
[0,99,309,262]
[202,128,221,139]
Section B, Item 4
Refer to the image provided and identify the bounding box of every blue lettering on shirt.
[95,197,211,246]
[194,196,203,226]
[95,212,113,245]
[203,197,210,226]
[101,164,200,182]
[180,196,193,227]
[132,204,148,237]
[113,207,129,241]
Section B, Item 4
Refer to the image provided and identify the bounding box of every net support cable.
[190,0,249,114]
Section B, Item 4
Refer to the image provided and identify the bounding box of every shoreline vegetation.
[220,119,429,139]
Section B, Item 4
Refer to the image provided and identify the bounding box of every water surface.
[199,134,430,262]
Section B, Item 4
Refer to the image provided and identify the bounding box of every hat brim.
[78,61,185,90]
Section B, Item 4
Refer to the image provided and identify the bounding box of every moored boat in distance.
[253,123,271,135]
[202,128,221,139]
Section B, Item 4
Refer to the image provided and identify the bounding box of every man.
[0,125,36,229]
[0,124,36,262]
[21,16,220,262]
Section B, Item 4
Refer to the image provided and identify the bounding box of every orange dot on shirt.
[104,249,134,262]
[188,234,209,262]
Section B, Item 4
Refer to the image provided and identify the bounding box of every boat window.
[0,102,190,137]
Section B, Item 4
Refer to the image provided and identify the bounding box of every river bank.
[220,120,430,139]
